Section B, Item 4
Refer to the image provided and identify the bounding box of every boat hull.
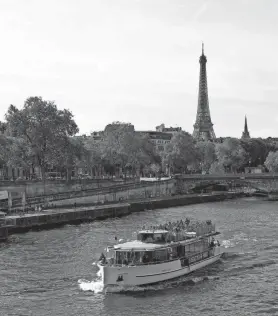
[98,249,223,287]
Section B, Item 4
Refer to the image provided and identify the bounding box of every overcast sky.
[0,0,277,138]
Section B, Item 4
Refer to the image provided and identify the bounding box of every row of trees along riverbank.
[1,96,278,181]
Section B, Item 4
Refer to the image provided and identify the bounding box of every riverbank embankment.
[0,179,174,211]
[5,192,244,234]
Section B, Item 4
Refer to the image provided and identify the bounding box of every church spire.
[242,115,250,139]
[244,115,248,132]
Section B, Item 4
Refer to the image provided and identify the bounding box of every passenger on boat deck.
[210,238,215,248]
[144,219,213,235]
[99,252,107,264]
[123,259,128,265]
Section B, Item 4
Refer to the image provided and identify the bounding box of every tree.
[134,134,161,177]
[195,141,216,173]
[162,131,197,174]
[5,137,33,169]
[215,138,247,173]
[83,136,104,176]
[209,161,225,174]
[5,97,79,180]
[100,123,134,176]
[51,136,87,180]
[240,138,270,167]
[0,135,33,179]
[264,151,278,172]
[0,121,7,134]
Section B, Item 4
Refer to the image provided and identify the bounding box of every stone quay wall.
[0,178,136,198]
[1,179,175,211]
[51,180,175,209]
[5,192,243,234]
[6,203,131,234]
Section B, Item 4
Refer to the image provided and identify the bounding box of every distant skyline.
[0,0,278,138]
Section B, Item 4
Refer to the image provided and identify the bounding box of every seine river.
[1,198,278,316]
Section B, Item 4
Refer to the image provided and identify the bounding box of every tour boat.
[97,219,223,287]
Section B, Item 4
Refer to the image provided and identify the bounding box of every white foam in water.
[221,240,235,248]
[78,279,105,293]
[191,277,204,284]
[233,232,249,241]
[78,269,105,294]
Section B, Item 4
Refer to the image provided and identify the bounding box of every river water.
[1,197,278,316]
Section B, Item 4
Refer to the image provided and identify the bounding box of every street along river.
[1,197,278,316]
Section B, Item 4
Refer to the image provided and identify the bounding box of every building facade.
[139,124,182,152]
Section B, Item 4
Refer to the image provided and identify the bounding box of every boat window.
[184,244,190,253]
[152,249,168,263]
[133,251,141,263]
[177,244,185,257]
[189,243,195,253]
[138,233,155,243]
[140,251,152,263]
[169,246,178,259]
[194,241,204,252]
[115,251,134,264]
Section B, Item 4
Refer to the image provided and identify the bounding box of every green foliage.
[240,138,270,166]
[195,141,216,172]
[264,151,278,172]
[99,124,159,176]
[0,135,32,168]
[5,96,79,178]
[215,138,247,172]
[0,121,7,134]
[209,161,225,174]
[162,131,197,174]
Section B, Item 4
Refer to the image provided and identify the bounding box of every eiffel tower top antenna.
[202,42,204,55]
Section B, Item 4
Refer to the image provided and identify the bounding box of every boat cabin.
[107,235,216,266]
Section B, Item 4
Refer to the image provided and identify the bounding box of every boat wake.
[78,270,104,294]
[78,273,221,295]
[78,279,105,294]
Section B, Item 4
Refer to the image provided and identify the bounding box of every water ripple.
[0,198,277,316]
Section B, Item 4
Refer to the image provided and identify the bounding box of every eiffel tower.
[193,43,216,141]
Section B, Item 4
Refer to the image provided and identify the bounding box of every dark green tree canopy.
[5,96,79,178]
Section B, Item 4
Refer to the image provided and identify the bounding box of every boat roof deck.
[114,240,166,250]
[113,235,209,251]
